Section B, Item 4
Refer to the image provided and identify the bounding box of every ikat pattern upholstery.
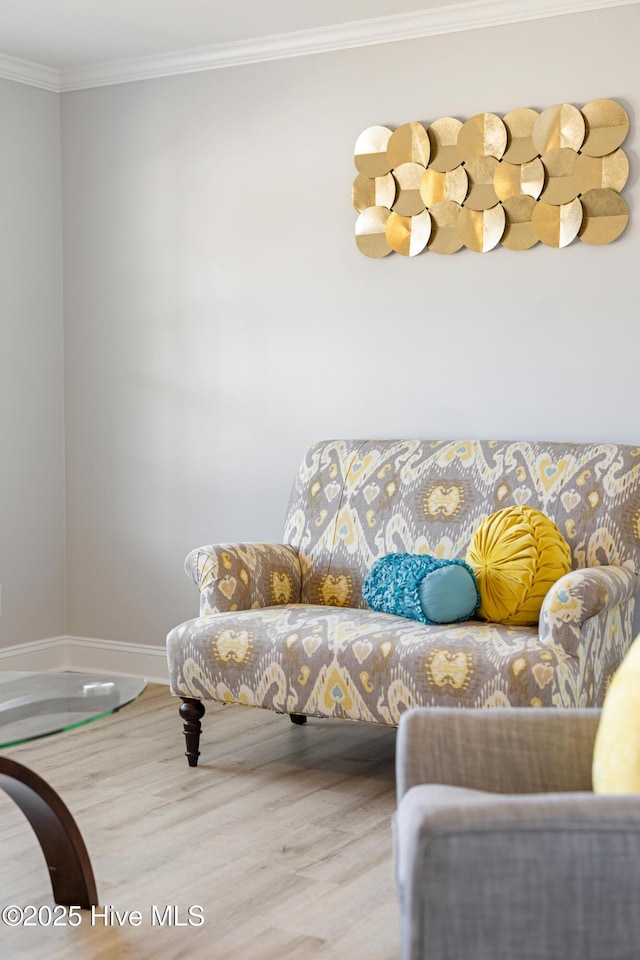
[167,440,640,721]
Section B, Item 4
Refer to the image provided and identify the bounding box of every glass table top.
[0,671,147,748]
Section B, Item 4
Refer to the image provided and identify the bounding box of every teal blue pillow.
[362,553,480,625]
[418,563,479,624]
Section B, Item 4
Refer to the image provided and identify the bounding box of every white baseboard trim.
[0,636,169,684]
[65,637,169,684]
[0,636,68,671]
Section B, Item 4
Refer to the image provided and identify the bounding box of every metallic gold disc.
[354,125,393,177]
[502,108,540,163]
[387,121,431,169]
[419,166,468,207]
[500,195,538,250]
[540,148,580,204]
[457,113,507,161]
[580,99,630,158]
[531,198,582,248]
[351,173,396,212]
[427,201,464,254]
[427,118,463,172]
[464,156,500,211]
[355,206,392,258]
[494,158,544,201]
[457,204,506,253]
[385,210,432,256]
[532,103,585,154]
[575,149,629,195]
[392,162,427,216]
[579,188,629,245]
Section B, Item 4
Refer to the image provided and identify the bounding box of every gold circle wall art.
[352,98,630,258]
[386,210,432,256]
[457,113,507,162]
[532,103,585,153]
[532,198,583,248]
[392,162,428,215]
[352,172,396,212]
[502,108,539,163]
[463,157,500,210]
[387,122,431,168]
[354,126,393,177]
[419,167,468,207]
[494,158,544,202]
[355,206,392,258]
[575,149,629,194]
[580,99,629,157]
[426,118,463,172]
[427,201,464,254]
[539,148,580,205]
[457,204,506,253]
[500,196,539,250]
[578,188,629,245]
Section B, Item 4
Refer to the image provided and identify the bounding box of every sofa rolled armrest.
[185,542,302,615]
[538,566,640,706]
[396,708,600,801]
[539,564,639,645]
[395,784,640,960]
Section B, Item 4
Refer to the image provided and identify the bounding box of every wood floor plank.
[0,684,400,959]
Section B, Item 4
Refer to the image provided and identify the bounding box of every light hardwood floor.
[0,684,400,959]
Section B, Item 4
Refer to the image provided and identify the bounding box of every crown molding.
[0,52,59,92]
[1,0,638,93]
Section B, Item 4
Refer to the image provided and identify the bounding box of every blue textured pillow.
[362,553,480,625]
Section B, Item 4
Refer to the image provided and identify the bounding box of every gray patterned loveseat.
[167,440,640,765]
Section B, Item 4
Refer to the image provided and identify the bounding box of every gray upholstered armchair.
[394,707,640,960]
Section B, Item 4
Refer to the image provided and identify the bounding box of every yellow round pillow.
[465,505,572,625]
[592,635,640,794]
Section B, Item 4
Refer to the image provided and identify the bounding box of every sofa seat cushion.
[167,605,559,724]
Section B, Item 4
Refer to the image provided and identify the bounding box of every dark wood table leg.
[0,756,98,908]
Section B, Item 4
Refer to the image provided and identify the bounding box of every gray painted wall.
[44,4,640,645]
[0,80,65,648]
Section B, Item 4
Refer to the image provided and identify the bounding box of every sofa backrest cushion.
[283,439,640,609]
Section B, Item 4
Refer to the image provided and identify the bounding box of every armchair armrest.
[395,784,640,960]
[396,707,600,801]
[185,542,302,615]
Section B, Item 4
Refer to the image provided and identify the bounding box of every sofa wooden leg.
[179,698,205,767]
[290,714,307,725]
